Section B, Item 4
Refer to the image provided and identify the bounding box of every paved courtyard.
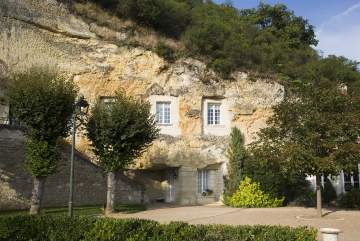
[111,205,360,241]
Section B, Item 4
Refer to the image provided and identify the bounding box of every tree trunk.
[29,177,45,215]
[105,171,116,215]
[316,175,322,218]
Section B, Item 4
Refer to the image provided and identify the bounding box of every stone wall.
[0,127,144,210]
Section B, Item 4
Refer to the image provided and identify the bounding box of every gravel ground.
[110,205,360,241]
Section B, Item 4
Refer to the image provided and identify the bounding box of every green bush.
[289,189,316,207]
[0,215,95,241]
[154,42,176,62]
[96,0,192,38]
[322,177,337,204]
[242,148,310,205]
[228,177,285,208]
[0,215,317,241]
[338,189,360,210]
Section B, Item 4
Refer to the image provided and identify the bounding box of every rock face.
[0,0,285,206]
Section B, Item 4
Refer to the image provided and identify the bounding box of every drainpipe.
[320,228,341,241]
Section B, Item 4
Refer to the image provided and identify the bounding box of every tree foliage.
[83,0,323,79]
[91,0,193,38]
[256,82,360,177]
[250,77,360,212]
[87,91,159,173]
[24,139,59,177]
[8,68,77,143]
[181,2,318,77]
[8,68,77,176]
[243,145,310,204]
[82,0,360,86]
[224,127,246,200]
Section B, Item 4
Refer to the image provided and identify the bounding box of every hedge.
[0,215,317,241]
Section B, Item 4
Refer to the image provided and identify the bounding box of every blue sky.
[215,0,360,62]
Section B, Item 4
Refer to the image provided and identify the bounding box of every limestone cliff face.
[0,0,284,170]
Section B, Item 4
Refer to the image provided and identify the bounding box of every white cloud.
[317,26,360,61]
[316,2,360,61]
[317,2,360,34]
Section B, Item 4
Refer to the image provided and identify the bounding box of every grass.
[114,204,146,213]
[0,204,146,217]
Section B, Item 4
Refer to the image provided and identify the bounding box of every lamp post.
[68,95,88,217]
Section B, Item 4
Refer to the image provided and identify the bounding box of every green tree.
[116,0,192,38]
[86,0,321,79]
[182,3,318,78]
[223,127,246,202]
[86,91,159,214]
[243,145,310,205]
[8,68,77,215]
[254,81,360,217]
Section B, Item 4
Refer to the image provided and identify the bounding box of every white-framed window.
[207,103,220,125]
[197,169,209,194]
[156,102,171,124]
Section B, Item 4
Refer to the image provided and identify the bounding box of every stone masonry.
[0,126,144,210]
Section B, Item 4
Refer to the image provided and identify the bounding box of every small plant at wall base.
[228,177,284,208]
[201,189,213,197]
[86,90,159,215]
[7,68,77,215]
[223,127,246,204]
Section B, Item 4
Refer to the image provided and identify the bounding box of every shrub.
[242,148,310,205]
[322,177,337,204]
[154,42,176,62]
[338,189,360,210]
[0,215,95,241]
[0,215,317,241]
[107,0,192,38]
[289,189,316,207]
[228,177,284,208]
[223,127,246,204]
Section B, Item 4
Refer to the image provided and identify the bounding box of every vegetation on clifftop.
[74,0,360,87]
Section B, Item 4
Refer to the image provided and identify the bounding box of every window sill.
[197,194,216,198]
[206,125,226,128]
[157,123,173,127]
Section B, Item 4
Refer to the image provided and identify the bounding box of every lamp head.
[76,95,89,108]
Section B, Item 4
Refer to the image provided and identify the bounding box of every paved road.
[110,205,360,241]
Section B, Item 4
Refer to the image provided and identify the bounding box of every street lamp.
[68,95,89,217]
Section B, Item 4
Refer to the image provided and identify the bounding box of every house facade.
[88,60,287,205]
